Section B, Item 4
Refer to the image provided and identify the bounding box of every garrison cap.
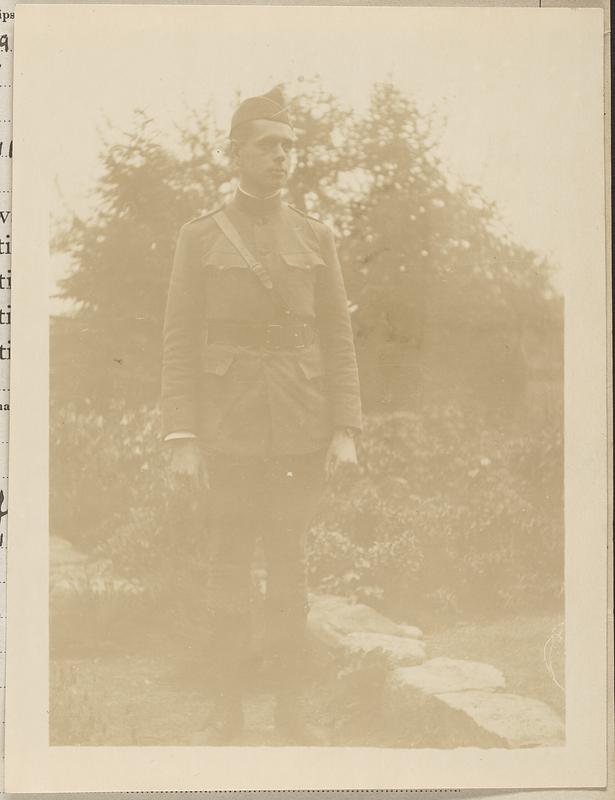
[230,86,293,136]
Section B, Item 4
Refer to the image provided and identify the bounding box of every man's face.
[233,119,295,196]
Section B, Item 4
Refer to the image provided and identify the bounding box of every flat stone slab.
[435,690,565,747]
[389,657,505,695]
[308,594,423,643]
[344,632,426,666]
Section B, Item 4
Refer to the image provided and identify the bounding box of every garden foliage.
[50,81,563,620]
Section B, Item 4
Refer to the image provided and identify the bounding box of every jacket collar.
[233,185,283,217]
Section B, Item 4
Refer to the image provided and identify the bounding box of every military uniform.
[161,88,361,740]
[162,190,361,449]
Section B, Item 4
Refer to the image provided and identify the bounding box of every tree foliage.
[50,80,563,615]
[52,81,561,419]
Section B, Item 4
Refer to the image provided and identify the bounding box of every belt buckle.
[266,324,283,349]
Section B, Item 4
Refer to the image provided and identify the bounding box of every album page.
[4,3,610,792]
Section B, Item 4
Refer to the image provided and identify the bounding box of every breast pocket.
[202,251,249,272]
[202,251,255,312]
[281,252,325,274]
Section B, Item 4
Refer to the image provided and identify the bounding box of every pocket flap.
[282,253,326,271]
[203,251,249,271]
[202,346,236,375]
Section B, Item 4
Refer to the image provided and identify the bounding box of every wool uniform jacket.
[161,189,362,457]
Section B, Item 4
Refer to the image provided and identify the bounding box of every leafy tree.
[335,83,561,414]
[51,109,231,415]
[52,81,561,419]
[50,78,563,603]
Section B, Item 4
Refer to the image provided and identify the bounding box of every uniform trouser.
[203,448,326,696]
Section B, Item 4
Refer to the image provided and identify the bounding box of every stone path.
[51,537,566,748]
[308,594,565,748]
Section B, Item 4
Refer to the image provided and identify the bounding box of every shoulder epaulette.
[186,206,225,226]
[287,204,325,225]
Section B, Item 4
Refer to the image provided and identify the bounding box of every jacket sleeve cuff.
[161,399,198,440]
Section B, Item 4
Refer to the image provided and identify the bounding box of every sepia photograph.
[5,3,608,792]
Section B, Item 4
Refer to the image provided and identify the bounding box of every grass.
[49,597,564,746]
[426,613,564,717]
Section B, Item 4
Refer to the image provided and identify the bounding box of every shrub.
[307,405,563,620]
[51,402,563,623]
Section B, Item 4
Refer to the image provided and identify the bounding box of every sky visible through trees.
[51,80,562,419]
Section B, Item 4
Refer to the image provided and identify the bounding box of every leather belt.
[206,321,316,350]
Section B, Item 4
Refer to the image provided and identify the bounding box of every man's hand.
[325,428,358,479]
[167,439,210,491]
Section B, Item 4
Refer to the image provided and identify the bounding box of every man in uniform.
[161,87,362,743]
